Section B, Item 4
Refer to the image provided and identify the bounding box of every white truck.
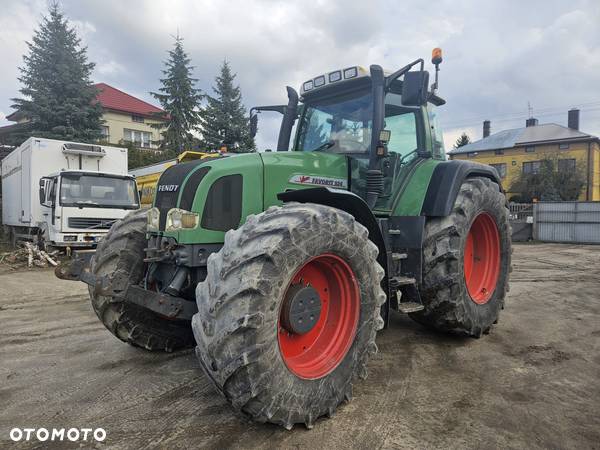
[1,137,139,248]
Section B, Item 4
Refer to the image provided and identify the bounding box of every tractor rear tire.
[90,209,195,352]
[411,177,511,337]
[192,203,385,429]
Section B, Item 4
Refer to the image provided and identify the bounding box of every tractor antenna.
[431,48,443,94]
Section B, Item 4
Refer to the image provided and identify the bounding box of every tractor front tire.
[90,209,195,352]
[192,203,385,429]
[411,177,511,337]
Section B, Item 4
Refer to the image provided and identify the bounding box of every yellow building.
[94,83,167,150]
[1,82,167,151]
[449,111,600,201]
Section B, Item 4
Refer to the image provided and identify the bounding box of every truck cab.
[39,170,139,247]
[1,137,139,248]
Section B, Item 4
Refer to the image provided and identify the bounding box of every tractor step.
[391,252,408,261]
[397,302,425,313]
[389,276,416,287]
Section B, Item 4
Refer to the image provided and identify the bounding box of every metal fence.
[509,203,534,241]
[533,202,600,244]
[509,203,533,222]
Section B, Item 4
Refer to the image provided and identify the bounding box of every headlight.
[329,71,342,82]
[343,67,357,79]
[166,208,199,231]
[314,75,325,87]
[147,207,160,231]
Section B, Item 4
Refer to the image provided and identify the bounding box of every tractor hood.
[154,151,348,244]
[260,151,348,206]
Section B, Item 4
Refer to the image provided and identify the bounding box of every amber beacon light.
[432,48,443,65]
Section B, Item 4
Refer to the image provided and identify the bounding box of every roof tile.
[449,123,595,155]
[93,83,164,118]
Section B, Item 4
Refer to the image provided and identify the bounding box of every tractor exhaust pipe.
[366,65,385,208]
[277,87,299,151]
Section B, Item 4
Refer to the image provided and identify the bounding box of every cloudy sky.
[1,0,599,150]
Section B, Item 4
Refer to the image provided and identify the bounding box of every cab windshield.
[295,89,420,161]
[60,174,139,209]
[296,91,373,154]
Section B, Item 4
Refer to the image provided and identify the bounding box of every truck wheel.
[193,203,385,429]
[90,209,194,352]
[411,177,511,337]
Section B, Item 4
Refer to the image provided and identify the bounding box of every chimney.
[483,120,491,138]
[526,117,538,127]
[568,108,580,130]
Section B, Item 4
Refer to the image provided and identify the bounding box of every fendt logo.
[157,184,179,192]
[289,174,347,189]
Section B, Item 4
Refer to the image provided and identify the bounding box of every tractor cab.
[252,50,447,212]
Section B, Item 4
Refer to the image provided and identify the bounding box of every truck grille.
[67,217,117,230]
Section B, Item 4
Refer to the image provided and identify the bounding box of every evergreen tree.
[10,3,103,144]
[453,132,471,149]
[200,61,255,152]
[151,35,203,154]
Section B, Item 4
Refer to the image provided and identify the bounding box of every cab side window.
[385,112,417,157]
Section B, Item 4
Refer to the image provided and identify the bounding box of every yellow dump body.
[131,151,220,207]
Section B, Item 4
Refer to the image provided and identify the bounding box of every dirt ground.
[1,243,599,449]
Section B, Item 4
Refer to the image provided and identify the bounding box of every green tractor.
[58,50,511,429]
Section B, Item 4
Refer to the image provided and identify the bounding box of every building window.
[490,163,507,178]
[123,129,152,148]
[467,152,477,158]
[100,126,110,142]
[559,143,570,150]
[132,115,145,123]
[525,146,535,153]
[558,158,576,172]
[523,161,541,174]
[494,149,504,155]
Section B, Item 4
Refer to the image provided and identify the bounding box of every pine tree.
[200,61,255,152]
[453,132,471,149]
[10,3,103,144]
[151,35,203,154]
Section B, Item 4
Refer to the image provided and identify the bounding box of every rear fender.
[421,160,503,217]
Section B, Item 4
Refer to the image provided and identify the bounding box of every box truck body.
[1,137,139,247]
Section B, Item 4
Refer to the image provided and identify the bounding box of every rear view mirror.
[402,71,430,106]
[250,114,258,137]
[39,178,53,207]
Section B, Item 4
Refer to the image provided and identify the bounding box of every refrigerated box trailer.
[1,137,140,248]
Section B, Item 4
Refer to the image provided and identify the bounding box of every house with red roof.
[2,83,167,150]
[93,83,167,150]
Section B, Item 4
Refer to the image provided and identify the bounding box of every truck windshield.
[60,174,139,209]
[296,91,373,154]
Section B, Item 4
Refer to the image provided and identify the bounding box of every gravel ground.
[0,243,599,449]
